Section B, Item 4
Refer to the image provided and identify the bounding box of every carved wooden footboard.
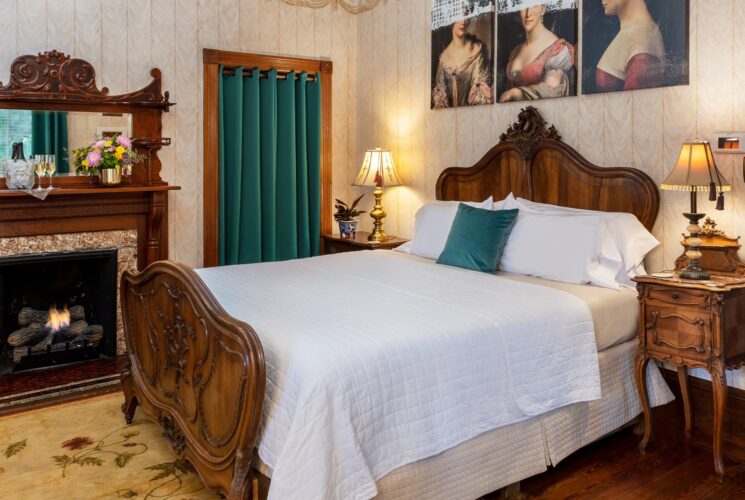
[120,260,266,499]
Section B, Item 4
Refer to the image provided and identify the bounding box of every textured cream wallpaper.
[352,0,745,273]
[0,0,357,268]
[2,0,744,273]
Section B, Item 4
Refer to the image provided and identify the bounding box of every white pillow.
[499,211,624,289]
[396,197,493,260]
[507,197,659,280]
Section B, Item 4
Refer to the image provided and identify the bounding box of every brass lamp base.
[368,185,390,242]
[680,211,710,280]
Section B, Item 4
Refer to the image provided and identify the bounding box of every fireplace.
[0,249,117,375]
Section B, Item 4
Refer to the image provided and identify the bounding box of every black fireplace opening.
[0,249,118,375]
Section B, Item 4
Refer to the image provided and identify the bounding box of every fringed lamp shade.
[353,148,402,188]
[661,141,731,280]
[661,141,731,202]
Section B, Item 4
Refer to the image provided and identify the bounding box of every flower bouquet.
[71,134,141,186]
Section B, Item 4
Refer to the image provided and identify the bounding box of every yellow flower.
[105,140,113,147]
[82,160,89,167]
[114,151,123,160]
[116,146,125,154]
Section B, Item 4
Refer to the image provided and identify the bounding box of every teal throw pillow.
[436,204,519,273]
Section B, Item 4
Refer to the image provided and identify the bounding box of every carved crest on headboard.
[0,50,172,109]
[499,106,561,153]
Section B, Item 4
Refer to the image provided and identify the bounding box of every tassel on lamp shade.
[353,148,402,242]
[661,141,731,280]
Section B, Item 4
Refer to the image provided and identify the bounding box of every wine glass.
[34,155,47,190]
[45,154,56,188]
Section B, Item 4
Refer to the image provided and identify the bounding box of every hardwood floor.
[507,403,745,499]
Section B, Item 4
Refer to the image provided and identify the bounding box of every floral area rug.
[0,393,219,499]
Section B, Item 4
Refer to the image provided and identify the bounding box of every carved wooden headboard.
[436,107,660,230]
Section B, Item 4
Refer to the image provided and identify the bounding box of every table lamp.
[353,148,402,242]
[661,141,731,279]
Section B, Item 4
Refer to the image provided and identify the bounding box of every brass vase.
[99,167,122,187]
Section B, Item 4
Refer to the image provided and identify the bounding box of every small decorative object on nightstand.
[676,218,745,277]
[322,232,407,255]
[353,148,402,242]
[660,141,731,280]
[333,194,366,239]
[634,273,745,482]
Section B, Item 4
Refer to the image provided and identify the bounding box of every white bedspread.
[196,251,601,500]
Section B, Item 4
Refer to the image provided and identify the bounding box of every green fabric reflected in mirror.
[31,111,70,173]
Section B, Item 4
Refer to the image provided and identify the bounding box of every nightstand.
[634,274,745,481]
[322,232,408,255]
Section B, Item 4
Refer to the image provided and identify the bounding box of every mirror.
[0,110,132,176]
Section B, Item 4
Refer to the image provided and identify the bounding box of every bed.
[120,107,671,499]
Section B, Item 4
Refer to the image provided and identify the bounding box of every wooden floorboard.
[509,406,745,500]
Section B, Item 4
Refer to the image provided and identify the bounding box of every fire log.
[7,323,45,346]
[52,320,89,343]
[30,332,55,353]
[71,325,104,346]
[18,305,85,327]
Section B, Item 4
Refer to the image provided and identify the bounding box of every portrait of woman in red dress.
[496,1,578,103]
[582,0,689,94]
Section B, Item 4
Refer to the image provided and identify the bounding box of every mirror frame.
[0,50,174,188]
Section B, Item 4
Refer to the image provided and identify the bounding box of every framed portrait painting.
[496,0,578,103]
[431,0,496,109]
[582,0,689,94]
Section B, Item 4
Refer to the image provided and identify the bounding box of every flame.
[46,306,71,332]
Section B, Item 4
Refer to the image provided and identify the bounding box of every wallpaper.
[0,0,358,269]
[1,0,743,274]
[352,0,745,273]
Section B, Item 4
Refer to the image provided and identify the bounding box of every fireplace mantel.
[0,185,178,269]
[0,50,177,413]
[0,184,178,198]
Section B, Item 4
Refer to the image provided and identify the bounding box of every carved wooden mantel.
[0,50,177,413]
[0,50,177,266]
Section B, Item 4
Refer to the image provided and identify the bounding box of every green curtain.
[31,111,70,173]
[219,66,322,265]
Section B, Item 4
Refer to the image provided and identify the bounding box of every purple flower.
[116,135,132,148]
[95,140,106,148]
[86,149,101,167]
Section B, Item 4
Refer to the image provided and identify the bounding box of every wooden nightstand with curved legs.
[633,274,745,482]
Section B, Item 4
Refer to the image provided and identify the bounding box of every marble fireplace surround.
[0,230,138,356]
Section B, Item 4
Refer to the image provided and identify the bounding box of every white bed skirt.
[253,339,672,500]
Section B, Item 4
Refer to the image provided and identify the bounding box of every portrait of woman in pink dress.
[496,1,577,103]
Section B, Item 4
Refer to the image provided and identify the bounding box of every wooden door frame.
[202,48,333,268]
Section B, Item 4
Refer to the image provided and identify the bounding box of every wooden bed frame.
[120,107,660,498]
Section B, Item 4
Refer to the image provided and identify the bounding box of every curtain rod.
[221,68,318,81]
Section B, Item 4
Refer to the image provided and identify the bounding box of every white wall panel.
[0,0,17,79]
[239,0,260,52]
[219,0,240,50]
[46,0,75,55]
[18,0,46,55]
[127,0,152,90]
[74,0,102,76]
[100,0,127,93]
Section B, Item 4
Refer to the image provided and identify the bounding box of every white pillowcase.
[499,211,624,289]
[395,197,493,260]
[505,196,659,284]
